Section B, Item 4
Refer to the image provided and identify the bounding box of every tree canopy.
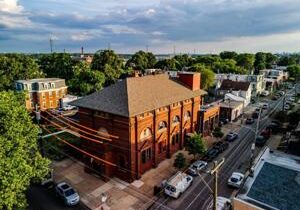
[125,51,156,71]
[0,91,50,210]
[189,64,215,89]
[69,62,105,96]
[185,133,207,159]
[235,53,255,72]
[154,58,177,71]
[287,64,300,81]
[91,50,124,85]
[0,54,44,91]
[220,51,238,60]
[38,53,77,80]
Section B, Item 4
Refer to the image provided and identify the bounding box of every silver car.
[55,182,80,206]
[187,160,208,176]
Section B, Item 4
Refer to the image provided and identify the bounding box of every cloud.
[2,0,300,52]
[71,31,94,41]
[0,0,23,13]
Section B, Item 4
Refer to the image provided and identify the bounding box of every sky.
[1,0,300,54]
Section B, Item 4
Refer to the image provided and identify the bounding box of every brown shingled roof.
[71,74,206,117]
[219,79,250,91]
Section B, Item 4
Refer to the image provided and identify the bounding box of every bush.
[173,153,186,169]
[213,127,224,138]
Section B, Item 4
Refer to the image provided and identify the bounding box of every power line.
[43,138,174,210]
[44,110,118,139]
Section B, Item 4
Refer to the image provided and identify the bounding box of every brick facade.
[77,96,201,182]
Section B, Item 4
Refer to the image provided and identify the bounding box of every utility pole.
[146,45,149,52]
[210,158,225,210]
[50,38,53,53]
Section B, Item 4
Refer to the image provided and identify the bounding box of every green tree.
[38,53,77,80]
[220,51,238,60]
[0,54,44,91]
[278,56,297,66]
[287,64,300,81]
[195,55,221,68]
[254,52,266,73]
[91,50,124,84]
[185,133,207,159]
[0,91,50,210]
[125,51,156,71]
[212,127,224,138]
[173,54,193,70]
[236,53,255,73]
[69,62,105,96]
[189,64,215,89]
[154,58,177,70]
[265,53,278,68]
[213,59,246,74]
[173,153,186,169]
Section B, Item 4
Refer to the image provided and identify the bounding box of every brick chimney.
[178,72,201,91]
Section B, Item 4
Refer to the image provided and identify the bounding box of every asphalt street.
[149,89,291,210]
[27,184,89,210]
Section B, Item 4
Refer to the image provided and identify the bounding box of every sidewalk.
[53,150,194,210]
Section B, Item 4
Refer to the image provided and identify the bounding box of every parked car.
[219,117,229,125]
[284,104,290,110]
[55,182,80,206]
[261,103,269,109]
[217,197,232,210]
[226,132,238,142]
[260,129,271,139]
[272,95,279,100]
[245,118,254,124]
[63,105,76,111]
[202,148,219,162]
[164,172,193,198]
[288,97,295,102]
[227,172,244,188]
[187,160,208,176]
[255,135,267,147]
[213,141,229,154]
[252,112,259,119]
[261,91,270,96]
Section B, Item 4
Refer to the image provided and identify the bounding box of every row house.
[71,73,207,182]
[15,78,67,110]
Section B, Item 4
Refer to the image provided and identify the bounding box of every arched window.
[184,111,191,121]
[97,127,109,137]
[172,116,180,124]
[158,121,167,130]
[140,128,152,140]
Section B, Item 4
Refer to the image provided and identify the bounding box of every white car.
[284,104,290,110]
[55,182,80,206]
[227,172,244,188]
[187,160,208,176]
[63,105,76,111]
[261,91,269,96]
[217,196,231,210]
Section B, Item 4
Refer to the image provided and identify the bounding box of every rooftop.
[219,79,250,91]
[16,78,64,83]
[71,74,206,117]
[237,147,300,210]
[220,100,243,108]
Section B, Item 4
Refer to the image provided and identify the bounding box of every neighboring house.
[235,147,300,210]
[199,101,220,137]
[71,73,207,182]
[218,80,252,106]
[260,69,289,91]
[15,78,67,110]
[215,74,265,97]
[219,99,244,122]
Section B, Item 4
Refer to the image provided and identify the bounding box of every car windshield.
[64,188,76,197]
[230,177,239,183]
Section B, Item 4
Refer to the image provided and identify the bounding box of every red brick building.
[72,73,207,181]
[15,78,67,110]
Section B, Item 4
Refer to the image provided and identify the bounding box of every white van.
[164,172,193,198]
